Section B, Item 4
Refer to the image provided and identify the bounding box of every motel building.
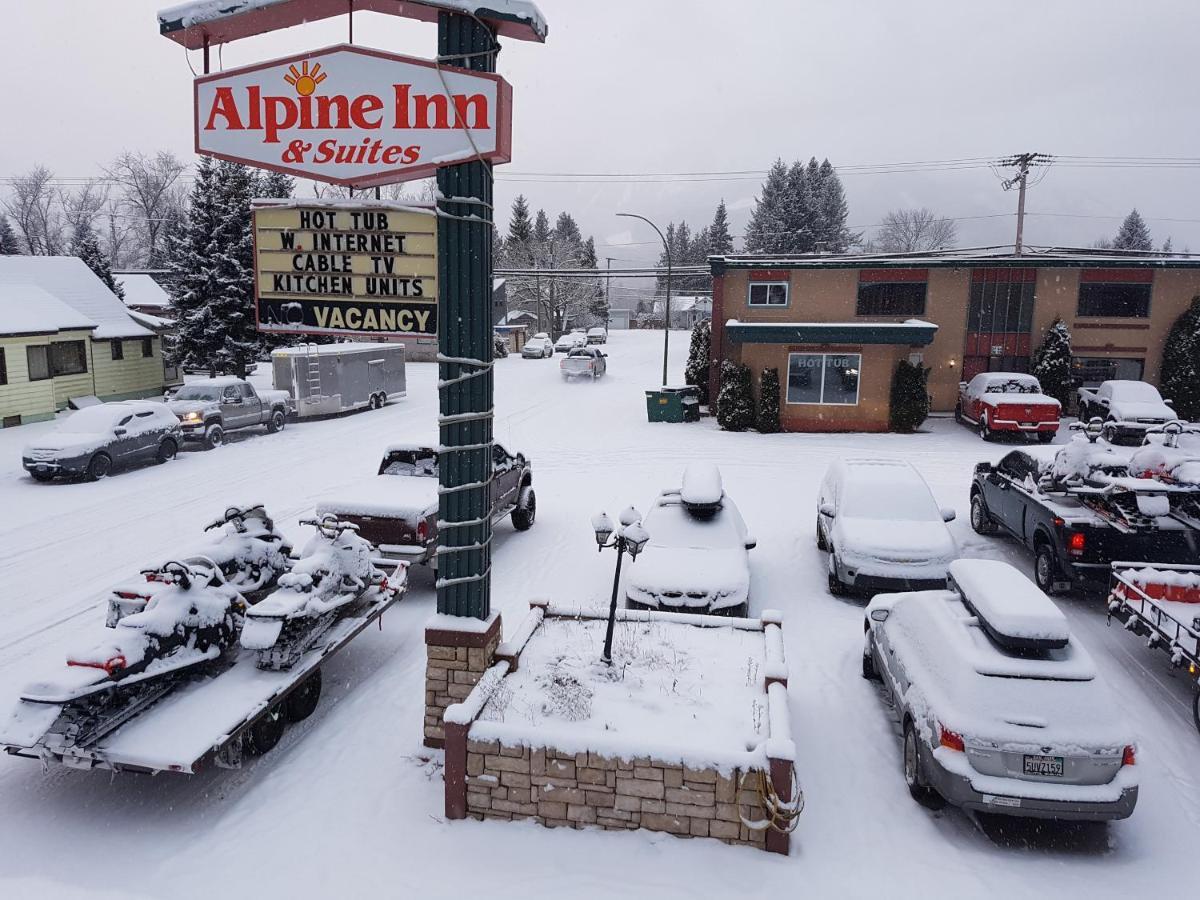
[707,249,1200,432]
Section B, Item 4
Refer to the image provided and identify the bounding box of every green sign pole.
[436,11,496,620]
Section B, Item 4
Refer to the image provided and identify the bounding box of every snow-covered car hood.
[1110,400,1174,422]
[23,433,109,456]
[317,476,438,521]
[166,399,217,417]
[626,545,749,604]
[835,517,955,564]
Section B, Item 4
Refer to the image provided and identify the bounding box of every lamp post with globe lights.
[592,507,651,665]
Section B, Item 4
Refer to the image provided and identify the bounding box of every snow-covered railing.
[494,604,544,671]
[444,660,510,727]
[541,600,765,632]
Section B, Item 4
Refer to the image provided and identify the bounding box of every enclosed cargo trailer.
[272,342,406,418]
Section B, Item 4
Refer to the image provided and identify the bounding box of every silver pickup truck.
[166,378,291,449]
[1076,380,1177,445]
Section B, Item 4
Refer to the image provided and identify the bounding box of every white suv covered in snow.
[817,459,957,596]
[862,559,1138,821]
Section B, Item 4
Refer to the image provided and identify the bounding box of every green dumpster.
[646,386,701,423]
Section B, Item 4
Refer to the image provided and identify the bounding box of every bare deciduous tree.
[874,207,957,253]
[60,180,110,244]
[105,151,187,266]
[3,167,62,254]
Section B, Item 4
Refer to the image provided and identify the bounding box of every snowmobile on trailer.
[241,515,390,671]
[107,504,292,627]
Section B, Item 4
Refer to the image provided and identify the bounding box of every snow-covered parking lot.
[1,330,1197,899]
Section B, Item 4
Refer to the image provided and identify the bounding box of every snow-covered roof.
[126,309,174,330]
[712,246,1200,273]
[0,257,153,340]
[0,284,97,338]
[503,309,536,323]
[116,273,171,310]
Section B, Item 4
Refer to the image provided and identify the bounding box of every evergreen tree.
[507,194,533,250]
[716,361,755,432]
[1160,297,1200,421]
[744,157,855,255]
[707,200,734,255]
[683,319,711,405]
[532,208,551,246]
[889,360,931,433]
[0,214,19,254]
[580,236,607,325]
[255,170,295,199]
[743,158,790,254]
[1113,209,1153,251]
[210,161,260,377]
[71,225,125,300]
[1031,318,1074,407]
[816,159,854,252]
[756,367,781,433]
[166,156,227,373]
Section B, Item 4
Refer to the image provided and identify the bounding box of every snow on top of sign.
[251,198,437,216]
[271,342,404,357]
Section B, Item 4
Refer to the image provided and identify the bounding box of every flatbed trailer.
[1107,562,1200,732]
[0,568,403,775]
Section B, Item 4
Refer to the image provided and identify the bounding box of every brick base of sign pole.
[423,614,502,749]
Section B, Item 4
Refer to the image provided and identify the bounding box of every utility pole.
[999,153,1051,255]
[604,257,614,330]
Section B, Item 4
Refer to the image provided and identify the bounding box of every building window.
[50,341,88,377]
[0,347,6,385]
[1077,282,1151,318]
[857,269,928,316]
[26,346,50,381]
[1071,356,1144,388]
[748,282,788,306]
[786,353,861,406]
[111,340,124,361]
[142,337,154,358]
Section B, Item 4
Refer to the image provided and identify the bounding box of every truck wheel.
[1034,544,1062,595]
[1037,431,1056,444]
[203,424,224,450]
[284,670,322,723]
[246,704,285,755]
[953,403,963,424]
[512,487,536,531]
[969,494,997,535]
[156,438,178,464]
[978,414,993,442]
[87,453,112,481]
[1193,691,1200,735]
[267,410,285,433]
[904,720,945,809]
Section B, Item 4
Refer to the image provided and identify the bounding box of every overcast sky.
[5,0,1199,292]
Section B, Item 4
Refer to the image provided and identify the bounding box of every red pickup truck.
[955,372,1061,442]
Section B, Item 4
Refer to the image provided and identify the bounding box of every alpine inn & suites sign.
[253,202,438,337]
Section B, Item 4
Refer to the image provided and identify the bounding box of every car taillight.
[938,723,965,752]
[114,591,150,601]
[1122,744,1136,766]
[1068,531,1086,556]
[417,520,429,543]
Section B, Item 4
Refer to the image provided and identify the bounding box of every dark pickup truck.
[970,449,1199,594]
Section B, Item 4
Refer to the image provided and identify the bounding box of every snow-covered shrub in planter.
[756,367,781,434]
[684,319,712,405]
[493,334,509,360]
[1160,297,1200,421]
[889,360,930,433]
[716,361,754,432]
[1031,318,1073,408]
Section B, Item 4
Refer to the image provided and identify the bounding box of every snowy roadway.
[0,331,1197,899]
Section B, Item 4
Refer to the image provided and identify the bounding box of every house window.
[142,337,154,358]
[26,346,50,381]
[111,340,124,361]
[786,353,861,406]
[857,269,928,316]
[748,283,788,306]
[50,341,88,377]
[1077,282,1151,318]
[0,348,6,385]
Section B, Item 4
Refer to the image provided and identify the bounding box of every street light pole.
[592,508,650,666]
[617,213,671,386]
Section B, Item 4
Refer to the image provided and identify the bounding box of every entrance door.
[963,269,1036,380]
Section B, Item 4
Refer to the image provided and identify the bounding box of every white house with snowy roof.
[0,257,166,427]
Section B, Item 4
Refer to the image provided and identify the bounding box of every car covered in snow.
[1076,380,1177,445]
[315,443,536,565]
[521,333,554,358]
[554,332,587,353]
[862,559,1139,821]
[166,377,290,450]
[817,459,957,596]
[586,326,607,344]
[955,372,1060,442]
[625,464,755,616]
[22,401,181,481]
[561,346,607,380]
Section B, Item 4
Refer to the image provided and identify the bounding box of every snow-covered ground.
[0,330,1198,899]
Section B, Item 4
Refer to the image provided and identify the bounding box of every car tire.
[284,670,322,723]
[267,410,286,433]
[953,403,964,424]
[156,439,178,464]
[903,719,945,809]
[1034,543,1062,595]
[203,424,224,450]
[511,487,536,531]
[862,640,880,681]
[978,414,992,442]
[828,562,848,597]
[969,493,997,535]
[87,453,112,481]
[1037,431,1056,444]
[816,515,829,551]
[246,703,285,755]
[1192,691,1200,736]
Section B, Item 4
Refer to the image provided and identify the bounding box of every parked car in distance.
[522,333,555,359]
[316,443,536,565]
[818,459,957,596]
[561,346,607,380]
[955,372,1060,442]
[166,377,290,450]
[554,332,587,353]
[626,463,754,616]
[22,401,181,481]
[1076,380,1176,445]
[586,327,607,344]
[863,558,1138,821]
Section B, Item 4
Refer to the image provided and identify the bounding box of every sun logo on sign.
[284,61,327,96]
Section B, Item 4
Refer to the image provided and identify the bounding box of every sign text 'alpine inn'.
[196,44,513,187]
[253,202,438,337]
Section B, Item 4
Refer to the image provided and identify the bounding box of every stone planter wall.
[424,614,502,749]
